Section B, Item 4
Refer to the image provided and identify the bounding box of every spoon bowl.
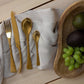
[33,31,40,42]
[22,18,32,35]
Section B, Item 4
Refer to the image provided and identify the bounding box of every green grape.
[62,54,70,58]
[63,48,68,53]
[80,59,84,64]
[70,58,75,65]
[62,54,68,58]
[82,56,84,60]
[63,46,84,70]
[75,47,80,51]
[65,61,70,66]
[80,47,84,52]
[66,50,73,56]
[68,46,74,52]
[65,57,70,63]
[73,54,80,60]
[75,62,80,69]
[74,51,82,56]
[73,54,83,64]
[68,65,75,71]
[75,58,83,64]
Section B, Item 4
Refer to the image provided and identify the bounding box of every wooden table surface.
[1,0,83,84]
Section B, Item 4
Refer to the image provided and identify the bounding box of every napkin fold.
[0,8,58,84]
[0,24,3,84]
[15,8,58,69]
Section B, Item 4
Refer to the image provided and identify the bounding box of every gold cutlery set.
[5,11,40,73]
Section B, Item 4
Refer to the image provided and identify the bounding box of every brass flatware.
[22,18,32,69]
[11,11,22,72]
[33,31,40,66]
[5,21,17,73]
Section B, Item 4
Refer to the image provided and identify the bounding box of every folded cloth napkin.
[0,22,15,84]
[6,8,58,70]
[0,24,4,84]
[15,8,58,69]
[0,8,58,84]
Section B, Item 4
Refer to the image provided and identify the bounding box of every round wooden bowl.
[54,0,84,78]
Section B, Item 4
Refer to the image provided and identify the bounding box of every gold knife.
[11,11,22,73]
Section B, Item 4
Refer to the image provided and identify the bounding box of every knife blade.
[11,11,22,73]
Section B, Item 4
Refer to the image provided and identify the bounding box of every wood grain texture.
[0,0,12,6]
[54,0,84,78]
[35,0,78,13]
[0,0,52,22]
[4,67,59,84]
[48,73,84,84]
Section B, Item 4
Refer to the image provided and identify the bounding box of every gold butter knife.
[11,11,22,73]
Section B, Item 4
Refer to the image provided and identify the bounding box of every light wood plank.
[0,0,51,22]
[4,66,59,84]
[48,73,84,84]
[35,0,78,15]
[0,0,12,6]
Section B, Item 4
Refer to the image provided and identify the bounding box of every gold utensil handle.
[10,46,17,72]
[16,44,22,73]
[8,39,17,72]
[36,42,40,66]
[27,36,32,69]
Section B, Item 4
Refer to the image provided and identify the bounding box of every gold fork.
[5,20,17,73]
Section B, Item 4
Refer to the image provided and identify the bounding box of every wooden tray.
[54,0,84,78]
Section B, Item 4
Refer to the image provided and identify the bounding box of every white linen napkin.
[0,8,58,84]
[15,8,58,69]
[1,21,15,78]
[0,24,4,84]
[0,22,15,84]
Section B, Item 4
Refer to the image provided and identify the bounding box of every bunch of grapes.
[63,46,84,71]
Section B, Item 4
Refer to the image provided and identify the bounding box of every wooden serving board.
[54,0,84,78]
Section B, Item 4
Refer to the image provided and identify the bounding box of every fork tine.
[5,20,11,33]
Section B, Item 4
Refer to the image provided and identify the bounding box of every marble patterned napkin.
[0,8,58,84]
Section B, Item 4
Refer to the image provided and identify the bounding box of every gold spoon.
[22,18,32,69]
[5,21,17,72]
[33,31,40,66]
